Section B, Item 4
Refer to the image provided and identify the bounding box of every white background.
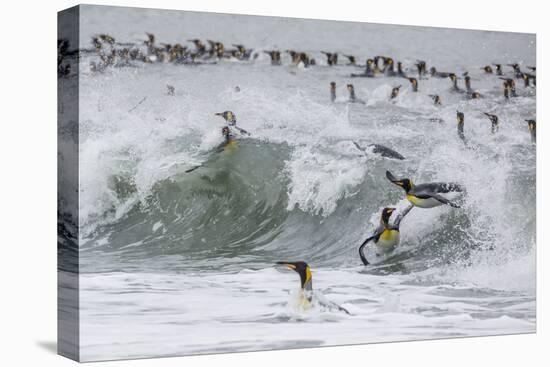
[0,0,546,365]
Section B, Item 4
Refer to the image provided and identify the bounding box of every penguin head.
[399,178,412,192]
[347,84,354,92]
[484,113,498,124]
[456,111,464,124]
[381,208,396,226]
[330,81,336,90]
[525,119,536,130]
[215,111,236,124]
[276,261,312,290]
[471,92,481,99]
[367,59,373,65]
[449,73,458,82]
[233,44,246,53]
[386,171,412,192]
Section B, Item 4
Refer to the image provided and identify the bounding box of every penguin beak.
[215,112,223,116]
[276,262,296,270]
[386,171,403,186]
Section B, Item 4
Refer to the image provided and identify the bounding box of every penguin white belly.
[407,194,442,208]
[375,229,400,253]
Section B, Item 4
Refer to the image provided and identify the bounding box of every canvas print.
[58,5,536,362]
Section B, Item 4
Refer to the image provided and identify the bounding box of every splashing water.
[59,6,535,361]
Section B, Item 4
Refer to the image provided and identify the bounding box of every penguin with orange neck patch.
[276,262,350,315]
[386,171,463,209]
[358,206,413,265]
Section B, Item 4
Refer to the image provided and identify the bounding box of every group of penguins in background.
[58,32,536,315]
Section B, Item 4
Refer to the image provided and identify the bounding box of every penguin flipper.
[430,193,461,208]
[315,292,352,315]
[393,202,414,226]
[235,126,251,136]
[336,304,352,315]
[185,165,202,173]
[359,228,383,265]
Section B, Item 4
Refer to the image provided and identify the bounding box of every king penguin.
[386,170,463,208]
[358,205,413,265]
[276,262,350,315]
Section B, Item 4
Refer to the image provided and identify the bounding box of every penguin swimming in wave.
[483,113,499,134]
[184,126,237,173]
[456,111,466,144]
[350,58,375,77]
[386,170,463,208]
[347,84,366,104]
[358,206,413,265]
[429,94,442,106]
[275,262,350,315]
[330,81,337,102]
[215,111,250,135]
[390,85,401,99]
[525,119,536,143]
[407,77,418,92]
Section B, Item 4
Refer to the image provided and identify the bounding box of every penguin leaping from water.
[358,205,413,265]
[386,170,463,208]
[275,262,350,315]
[215,111,250,135]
